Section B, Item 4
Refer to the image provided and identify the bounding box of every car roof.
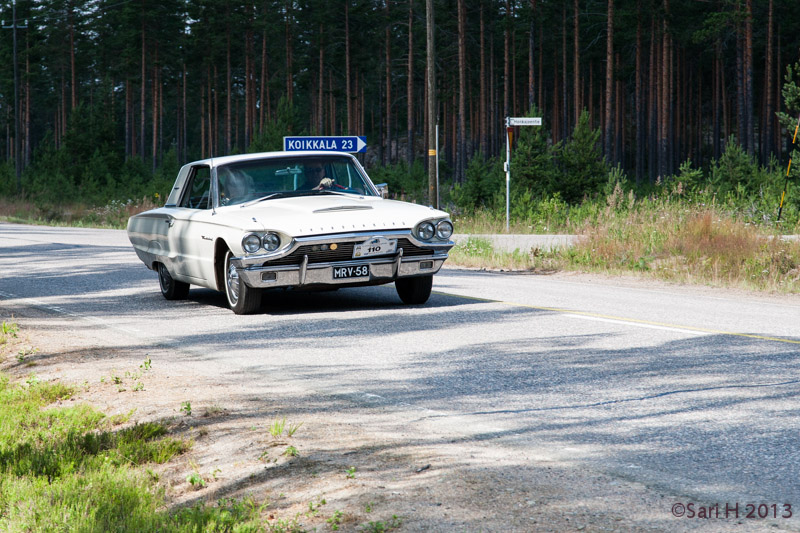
[192,151,358,168]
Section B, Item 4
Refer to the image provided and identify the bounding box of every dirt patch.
[0,301,774,532]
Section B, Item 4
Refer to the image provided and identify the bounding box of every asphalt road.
[2,222,800,529]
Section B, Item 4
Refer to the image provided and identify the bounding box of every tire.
[158,263,190,300]
[224,250,262,314]
[395,275,433,305]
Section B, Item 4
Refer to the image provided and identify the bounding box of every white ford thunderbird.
[127,151,454,314]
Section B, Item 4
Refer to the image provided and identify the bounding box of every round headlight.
[436,220,454,240]
[263,232,281,251]
[242,234,261,253]
[417,221,435,241]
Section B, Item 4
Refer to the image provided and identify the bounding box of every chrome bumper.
[230,231,452,289]
[234,251,449,288]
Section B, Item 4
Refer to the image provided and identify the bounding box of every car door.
[168,165,216,283]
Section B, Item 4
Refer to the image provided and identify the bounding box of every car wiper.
[309,189,359,197]
[242,191,314,206]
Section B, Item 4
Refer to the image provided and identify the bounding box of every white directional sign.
[283,136,367,153]
[507,117,542,126]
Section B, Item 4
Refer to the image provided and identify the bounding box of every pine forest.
[1,0,800,213]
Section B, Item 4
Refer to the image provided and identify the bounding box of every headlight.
[417,221,435,240]
[436,220,454,239]
[263,232,280,251]
[242,234,261,253]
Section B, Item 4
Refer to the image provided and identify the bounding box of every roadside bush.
[0,161,16,196]
[510,107,558,198]
[553,110,609,203]
[451,155,504,211]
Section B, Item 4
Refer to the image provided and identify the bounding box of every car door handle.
[165,217,175,227]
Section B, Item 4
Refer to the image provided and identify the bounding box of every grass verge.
[0,321,279,531]
[451,202,800,293]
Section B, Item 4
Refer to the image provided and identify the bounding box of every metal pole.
[11,0,20,193]
[435,122,439,209]
[505,117,511,231]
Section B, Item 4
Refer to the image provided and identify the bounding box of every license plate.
[333,265,370,279]
[353,237,397,258]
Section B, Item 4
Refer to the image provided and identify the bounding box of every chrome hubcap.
[226,262,240,304]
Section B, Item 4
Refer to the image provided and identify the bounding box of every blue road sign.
[283,136,367,153]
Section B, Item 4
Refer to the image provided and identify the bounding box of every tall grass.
[0,196,161,230]
[560,198,800,292]
[451,184,800,293]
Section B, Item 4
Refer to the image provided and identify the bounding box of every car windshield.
[217,155,377,206]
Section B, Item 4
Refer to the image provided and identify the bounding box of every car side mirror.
[374,183,389,199]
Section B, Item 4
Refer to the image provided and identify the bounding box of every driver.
[302,162,334,190]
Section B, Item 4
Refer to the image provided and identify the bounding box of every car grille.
[264,238,434,267]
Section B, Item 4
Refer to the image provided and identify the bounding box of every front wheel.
[395,275,433,305]
[224,250,262,314]
[158,263,190,300]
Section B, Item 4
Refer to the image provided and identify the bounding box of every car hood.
[215,195,448,236]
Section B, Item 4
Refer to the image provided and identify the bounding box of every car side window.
[180,166,212,209]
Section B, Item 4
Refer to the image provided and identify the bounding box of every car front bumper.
[230,230,453,289]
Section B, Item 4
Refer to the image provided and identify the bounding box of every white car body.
[127,151,454,313]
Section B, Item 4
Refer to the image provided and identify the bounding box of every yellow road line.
[433,291,800,346]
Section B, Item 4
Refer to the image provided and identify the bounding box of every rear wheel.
[158,263,190,300]
[395,275,433,305]
[224,250,262,314]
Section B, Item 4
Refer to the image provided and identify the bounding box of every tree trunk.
[69,1,77,110]
[183,64,187,161]
[318,24,324,134]
[561,5,567,138]
[407,0,414,165]
[385,0,392,165]
[480,1,488,158]
[553,50,560,141]
[648,16,656,180]
[735,4,744,149]
[573,0,580,124]
[226,8,232,154]
[635,0,644,184]
[260,29,267,129]
[713,41,721,159]
[457,0,466,182]
[604,0,614,162]
[346,2,352,133]
[285,1,293,105]
[744,0,754,154]
[24,45,30,167]
[140,12,146,161]
[152,43,158,172]
[762,0,775,162]
[660,4,669,178]
[201,89,206,159]
[528,1,536,111]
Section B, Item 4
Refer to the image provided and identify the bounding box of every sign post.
[504,117,542,231]
[283,136,367,153]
